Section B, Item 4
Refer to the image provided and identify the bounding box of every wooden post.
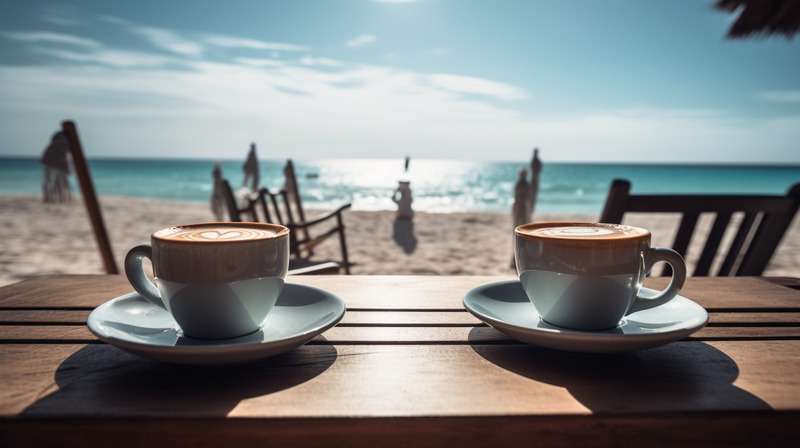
[61,120,119,274]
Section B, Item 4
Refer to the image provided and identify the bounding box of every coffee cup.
[124,222,289,339]
[514,222,686,331]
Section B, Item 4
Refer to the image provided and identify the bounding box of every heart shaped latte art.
[199,230,242,240]
[155,225,279,242]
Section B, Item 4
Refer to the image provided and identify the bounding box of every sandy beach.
[0,195,797,286]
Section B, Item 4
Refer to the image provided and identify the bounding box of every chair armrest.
[290,203,352,228]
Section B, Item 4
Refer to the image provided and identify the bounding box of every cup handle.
[627,247,687,314]
[124,244,166,309]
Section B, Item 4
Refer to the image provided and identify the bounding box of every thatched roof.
[715,0,800,38]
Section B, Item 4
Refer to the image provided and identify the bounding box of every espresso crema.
[154,223,286,243]
[516,222,649,242]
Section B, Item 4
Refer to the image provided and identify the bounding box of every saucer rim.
[463,280,708,340]
[87,283,346,354]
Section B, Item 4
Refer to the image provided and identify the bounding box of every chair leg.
[289,233,302,260]
[337,213,350,275]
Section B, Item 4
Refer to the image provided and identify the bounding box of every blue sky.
[0,0,798,162]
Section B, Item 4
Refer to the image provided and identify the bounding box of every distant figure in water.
[392,180,414,220]
[404,156,411,173]
[530,148,542,219]
[40,131,71,203]
[242,143,260,192]
[210,163,225,221]
[511,169,531,268]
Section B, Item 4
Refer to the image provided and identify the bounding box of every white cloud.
[100,15,203,56]
[759,90,800,104]
[206,35,308,52]
[300,56,342,67]
[1,52,798,163]
[2,31,100,48]
[132,27,203,56]
[346,34,377,48]
[428,74,527,101]
[234,57,284,68]
[0,26,797,163]
[34,47,170,68]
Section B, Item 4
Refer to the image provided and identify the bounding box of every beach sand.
[0,195,797,286]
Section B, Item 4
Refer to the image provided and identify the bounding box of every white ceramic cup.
[514,222,687,331]
[124,222,289,339]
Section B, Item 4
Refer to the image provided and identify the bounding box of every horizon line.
[1,154,799,167]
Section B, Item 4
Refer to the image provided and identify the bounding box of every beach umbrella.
[715,0,800,38]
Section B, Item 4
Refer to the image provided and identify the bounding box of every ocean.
[1,157,799,214]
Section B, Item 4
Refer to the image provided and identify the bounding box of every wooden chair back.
[221,179,352,274]
[61,120,118,274]
[284,159,311,243]
[600,179,800,276]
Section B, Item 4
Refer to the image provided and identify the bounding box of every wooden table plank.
[0,310,89,324]
[1,275,799,446]
[2,341,799,419]
[4,309,800,326]
[2,324,800,344]
[2,275,800,310]
[3,414,798,448]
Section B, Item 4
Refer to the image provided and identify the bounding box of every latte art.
[154,225,280,243]
[517,222,649,241]
[536,226,616,237]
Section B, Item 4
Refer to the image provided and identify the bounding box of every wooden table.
[1,275,799,446]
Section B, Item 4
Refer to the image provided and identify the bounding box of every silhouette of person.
[242,143,260,192]
[283,159,298,204]
[210,163,225,221]
[40,131,71,203]
[392,180,414,220]
[511,169,531,268]
[530,148,542,218]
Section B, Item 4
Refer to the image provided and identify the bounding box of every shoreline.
[0,195,798,286]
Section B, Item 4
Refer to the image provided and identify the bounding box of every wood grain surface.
[1,275,799,447]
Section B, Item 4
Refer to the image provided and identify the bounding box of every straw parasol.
[715,0,800,38]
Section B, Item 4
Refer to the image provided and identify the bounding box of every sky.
[0,0,798,162]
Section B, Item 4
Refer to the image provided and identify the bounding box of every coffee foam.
[154,224,280,243]
[518,223,648,241]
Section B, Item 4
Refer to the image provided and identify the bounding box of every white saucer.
[464,281,707,353]
[87,283,346,365]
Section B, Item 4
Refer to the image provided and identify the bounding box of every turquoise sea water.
[1,157,798,214]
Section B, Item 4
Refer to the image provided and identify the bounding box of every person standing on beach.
[242,143,260,192]
[210,163,225,221]
[511,169,531,268]
[40,131,71,203]
[283,159,298,204]
[529,148,542,220]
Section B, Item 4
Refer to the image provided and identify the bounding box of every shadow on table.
[22,339,336,417]
[469,328,771,413]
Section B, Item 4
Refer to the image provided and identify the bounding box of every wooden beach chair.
[221,180,352,275]
[282,159,354,260]
[600,179,800,276]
